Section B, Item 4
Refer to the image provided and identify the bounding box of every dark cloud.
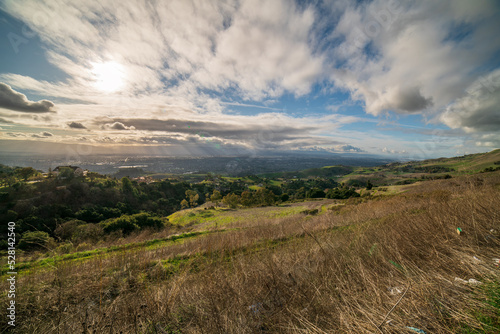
[6,132,26,137]
[0,83,55,113]
[336,145,364,152]
[393,86,433,113]
[68,121,87,129]
[102,118,314,140]
[31,132,53,138]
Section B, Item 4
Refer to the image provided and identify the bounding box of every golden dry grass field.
[1,172,500,333]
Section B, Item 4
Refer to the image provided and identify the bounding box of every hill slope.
[2,171,499,333]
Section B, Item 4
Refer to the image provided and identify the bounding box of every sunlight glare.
[91,61,126,92]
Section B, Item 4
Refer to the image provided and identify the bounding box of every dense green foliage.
[18,231,54,250]
[0,164,358,247]
[0,169,209,244]
[325,186,360,199]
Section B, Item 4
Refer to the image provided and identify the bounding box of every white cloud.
[101,122,135,131]
[0,0,499,157]
[441,69,500,134]
[330,0,500,117]
[1,0,324,104]
[193,0,323,100]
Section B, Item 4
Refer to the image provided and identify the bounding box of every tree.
[306,187,325,198]
[223,193,240,209]
[55,220,85,241]
[326,187,360,199]
[254,188,276,206]
[16,167,37,181]
[58,167,75,180]
[210,190,222,207]
[185,190,199,207]
[295,187,306,199]
[18,231,54,251]
[366,180,373,190]
[180,199,189,209]
[240,191,255,207]
[101,215,138,234]
[87,172,101,182]
[121,177,134,194]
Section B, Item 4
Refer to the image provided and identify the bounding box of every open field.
[1,171,499,333]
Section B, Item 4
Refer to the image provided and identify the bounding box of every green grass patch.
[1,231,208,277]
[264,206,307,218]
[167,208,242,227]
[459,281,500,333]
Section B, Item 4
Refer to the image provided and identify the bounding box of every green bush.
[306,188,325,198]
[73,224,104,242]
[326,187,360,199]
[18,231,54,251]
[55,243,74,254]
[101,213,164,234]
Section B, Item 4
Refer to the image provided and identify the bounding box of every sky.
[0,0,499,161]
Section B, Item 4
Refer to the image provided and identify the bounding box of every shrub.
[326,187,360,199]
[133,212,163,229]
[223,193,240,209]
[306,188,325,198]
[75,243,91,252]
[0,192,9,201]
[301,209,319,215]
[73,223,104,243]
[55,242,74,254]
[55,219,86,241]
[101,213,164,235]
[102,215,138,234]
[18,231,54,251]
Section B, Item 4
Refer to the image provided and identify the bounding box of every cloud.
[6,132,27,137]
[0,83,55,113]
[380,86,433,113]
[441,68,500,134]
[102,122,135,130]
[335,144,364,152]
[381,147,407,155]
[68,121,87,129]
[1,0,499,157]
[191,0,324,99]
[31,131,53,138]
[0,117,14,124]
[98,117,315,141]
[330,0,500,116]
[0,0,323,103]
[87,115,357,153]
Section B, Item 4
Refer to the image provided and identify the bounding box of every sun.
[91,61,125,92]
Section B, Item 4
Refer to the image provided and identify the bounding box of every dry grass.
[1,172,500,333]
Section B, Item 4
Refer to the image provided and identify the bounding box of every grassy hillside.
[2,171,499,333]
[257,149,500,190]
[336,149,500,187]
